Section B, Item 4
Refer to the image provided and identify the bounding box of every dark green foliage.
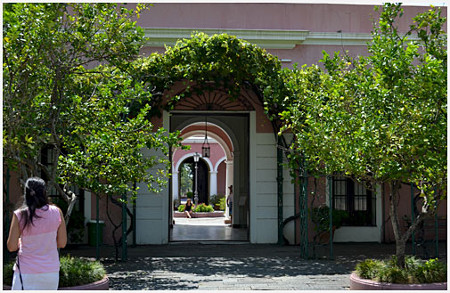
[355,256,447,284]
[310,205,349,232]
[3,255,106,288]
[3,262,14,286]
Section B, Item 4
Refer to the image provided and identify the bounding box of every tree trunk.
[389,180,406,267]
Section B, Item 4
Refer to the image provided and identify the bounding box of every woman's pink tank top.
[14,205,62,274]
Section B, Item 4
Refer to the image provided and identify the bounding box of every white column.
[225,160,234,193]
[172,171,179,200]
[210,171,218,196]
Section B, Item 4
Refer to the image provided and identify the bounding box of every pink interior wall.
[217,161,227,196]
[181,124,233,152]
[173,142,225,172]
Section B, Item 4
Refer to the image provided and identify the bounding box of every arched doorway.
[170,114,249,242]
[178,157,209,205]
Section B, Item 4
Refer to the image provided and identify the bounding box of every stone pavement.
[62,241,447,290]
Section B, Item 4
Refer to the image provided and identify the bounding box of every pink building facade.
[119,2,445,245]
[5,3,446,248]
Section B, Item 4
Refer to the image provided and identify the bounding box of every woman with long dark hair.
[7,177,67,290]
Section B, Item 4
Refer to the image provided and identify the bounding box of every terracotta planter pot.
[3,276,109,290]
[350,272,447,290]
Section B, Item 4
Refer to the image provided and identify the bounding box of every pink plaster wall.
[217,161,227,196]
[181,124,233,153]
[136,4,436,34]
[173,142,225,172]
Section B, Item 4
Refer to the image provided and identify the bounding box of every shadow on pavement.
[62,242,447,290]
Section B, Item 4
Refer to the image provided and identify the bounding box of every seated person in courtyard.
[185,198,194,218]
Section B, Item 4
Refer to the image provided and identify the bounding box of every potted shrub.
[311,205,349,234]
[350,256,447,290]
[210,194,225,211]
[3,255,109,290]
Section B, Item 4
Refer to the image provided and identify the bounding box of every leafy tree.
[280,4,446,267]
[3,2,182,239]
[179,162,194,196]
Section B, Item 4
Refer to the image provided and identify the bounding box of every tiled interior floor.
[170,217,248,242]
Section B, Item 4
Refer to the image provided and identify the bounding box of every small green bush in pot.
[355,256,446,284]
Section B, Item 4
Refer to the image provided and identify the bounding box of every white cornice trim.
[144,28,309,49]
[304,32,372,46]
[143,28,422,49]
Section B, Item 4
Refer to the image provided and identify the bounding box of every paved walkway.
[62,241,447,290]
[171,217,248,242]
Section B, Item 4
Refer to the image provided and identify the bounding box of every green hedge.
[194,203,214,213]
[178,203,214,213]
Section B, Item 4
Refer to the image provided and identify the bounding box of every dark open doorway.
[179,157,209,205]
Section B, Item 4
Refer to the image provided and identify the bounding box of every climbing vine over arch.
[131,32,291,126]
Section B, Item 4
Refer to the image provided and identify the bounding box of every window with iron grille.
[333,175,375,226]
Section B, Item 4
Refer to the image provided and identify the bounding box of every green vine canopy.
[132,32,290,122]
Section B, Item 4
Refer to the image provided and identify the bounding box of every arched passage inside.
[170,114,249,242]
[177,156,210,205]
